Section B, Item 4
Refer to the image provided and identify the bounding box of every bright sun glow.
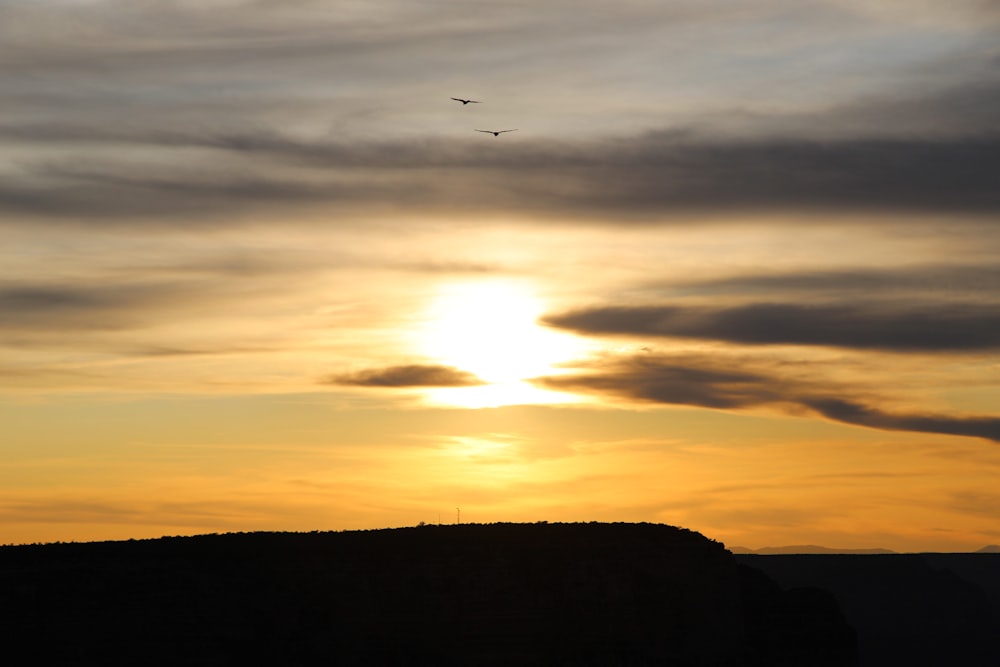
[417,280,587,407]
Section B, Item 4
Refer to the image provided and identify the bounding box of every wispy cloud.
[324,364,485,388]
[0,282,198,331]
[535,354,1000,442]
[655,265,1000,297]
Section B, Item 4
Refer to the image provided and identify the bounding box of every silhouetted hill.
[737,553,1000,666]
[978,544,1000,553]
[0,522,856,666]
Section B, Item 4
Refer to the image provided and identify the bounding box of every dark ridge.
[0,522,856,665]
[737,553,1000,666]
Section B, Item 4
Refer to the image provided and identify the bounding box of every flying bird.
[475,129,518,136]
[451,97,481,105]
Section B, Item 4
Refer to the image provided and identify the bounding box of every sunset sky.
[3,0,999,550]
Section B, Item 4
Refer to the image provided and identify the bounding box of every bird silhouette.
[451,97,481,105]
[475,129,518,136]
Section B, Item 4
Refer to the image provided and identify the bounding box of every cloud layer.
[539,258,1000,442]
[3,1,999,226]
[3,132,999,223]
[544,302,1000,352]
[536,355,1000,442]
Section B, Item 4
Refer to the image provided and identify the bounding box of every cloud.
[543,302,1000,352]
[544,360,782,409]
[0,161,390,222]
[823,76,1000,139]
[324,364,485,388]
[659,265,1000,297]
[802,397,1000,442]
[534,354,1000,442]
[4,132,999,225]
[4,0,1000,226]
[586,134,1000,216]
[0,278,276,358]
[0,282,193,331]
[947,490,1000,520]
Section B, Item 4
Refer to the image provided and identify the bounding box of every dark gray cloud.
[591,134,1000,215]
[544,302,1000,352]
[802,397,1000,442]
[567,358,782,409]
[535,355,1000,442]
[324,364,485,388]
[4,132,999,224]
[827,75,1000,138]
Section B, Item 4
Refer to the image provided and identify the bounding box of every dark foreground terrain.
[0,522,854,665]
[738,552,1000,667]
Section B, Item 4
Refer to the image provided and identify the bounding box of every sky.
[2,0,999,551]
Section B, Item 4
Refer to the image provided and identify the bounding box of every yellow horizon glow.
[2,220,998,552]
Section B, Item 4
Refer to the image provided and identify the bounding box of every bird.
[475,129,518,136]
[451,97,481,105]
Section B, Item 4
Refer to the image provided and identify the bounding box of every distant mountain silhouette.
[729,545,757,554]
[738,552,1000,666]
[0,522,857,666]
[977,544,1000,553]
[736,546,897,555]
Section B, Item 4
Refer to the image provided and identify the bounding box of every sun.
[422,281,561,383]
[415,280,586,407]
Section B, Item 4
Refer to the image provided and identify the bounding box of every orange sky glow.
[2,0,999,551]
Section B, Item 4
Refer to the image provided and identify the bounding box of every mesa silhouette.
[0,522,856,666]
